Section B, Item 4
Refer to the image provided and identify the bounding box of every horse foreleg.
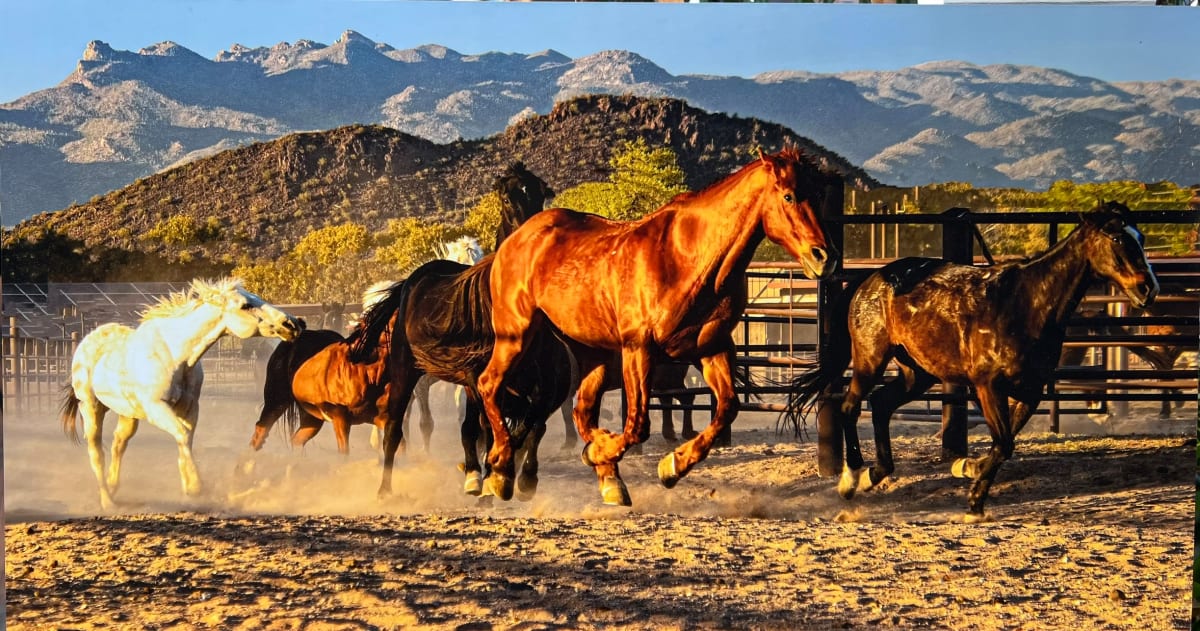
[460,394,486,496]
[515,421,548,502]
[658,349,738,490]
[378,366,417,499]
[106,415,139,496]
[143,399,202,499]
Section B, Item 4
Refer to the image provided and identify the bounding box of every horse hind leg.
[105,415,140,496]
[79,396,117,510]
[850,369,936,498]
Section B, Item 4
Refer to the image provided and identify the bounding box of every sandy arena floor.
[4,382,1195,630]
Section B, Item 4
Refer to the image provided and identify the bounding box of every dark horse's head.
[494,162,554,248]
[1079,200,1159,309]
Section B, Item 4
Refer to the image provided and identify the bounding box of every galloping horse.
[788,201,1159,518]
[61,278,303,510]
[350,163,571,500]
[248,239,485,457]
[476,148,839,505]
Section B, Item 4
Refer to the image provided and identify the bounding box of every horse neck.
[146,302,232,368]
[1015,228,1096,332]
[668,166,770,290]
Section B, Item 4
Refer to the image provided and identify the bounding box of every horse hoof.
[483,474,514,501]
[857,469,877,493]
[516,475,538,502]
[951,458,971,479]
[962,511,991,524]
[600,476,631,506]
[837,467,860,500]
[464,471,483,496]
[657,452,682,489]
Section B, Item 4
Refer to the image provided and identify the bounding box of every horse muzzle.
[269,317,305,341]
[801,246,838,281]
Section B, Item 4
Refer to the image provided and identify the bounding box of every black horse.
[349,164,573,500]
[788,201,1159,518]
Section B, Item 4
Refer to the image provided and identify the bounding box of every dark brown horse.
[349,163,571,500]
[350,258,573,501]
[789,201,1159,518]
[476,148,839,505]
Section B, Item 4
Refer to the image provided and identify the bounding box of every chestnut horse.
[476,148,839,505]
[788,201,1159,518]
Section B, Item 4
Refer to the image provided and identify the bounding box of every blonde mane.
[139,277,246,322]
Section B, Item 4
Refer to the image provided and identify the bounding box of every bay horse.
[787,201,1159,518]
[476,148,839,505]
[60,278,303,510]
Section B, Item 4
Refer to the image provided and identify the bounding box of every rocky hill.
[3,94,872,279]
[2,32,1196,224]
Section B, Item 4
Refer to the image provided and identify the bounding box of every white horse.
[61,277,303,510]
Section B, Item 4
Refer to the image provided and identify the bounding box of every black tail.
[60,383,82,444]
[780,278,859,438]
[348,280,407,363]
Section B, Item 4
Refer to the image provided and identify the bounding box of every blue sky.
[1,1,1196,104]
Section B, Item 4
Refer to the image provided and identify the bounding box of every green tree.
[234,222,375,304]
[463,192,503,252]
[554,138,688,221]
[373,218,465,276]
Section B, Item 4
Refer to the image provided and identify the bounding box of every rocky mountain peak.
[81,40,116,61]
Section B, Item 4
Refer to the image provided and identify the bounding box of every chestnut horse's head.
[1080,201,1159,309]
[755,148,838,280]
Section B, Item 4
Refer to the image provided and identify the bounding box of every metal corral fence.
[4,208,1197,433]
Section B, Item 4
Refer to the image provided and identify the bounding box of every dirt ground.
[4,382,1195,630]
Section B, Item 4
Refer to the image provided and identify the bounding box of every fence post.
[815,176,846,477]
[7,316,21,413]
[939,209,972,460]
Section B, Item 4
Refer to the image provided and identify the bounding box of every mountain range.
[2,30,1198,224]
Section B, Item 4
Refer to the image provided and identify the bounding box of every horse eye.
[784,194,794,203]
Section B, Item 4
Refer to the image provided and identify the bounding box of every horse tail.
[59,383,82,444]
[348,280,406,363]
[781,278,860,438]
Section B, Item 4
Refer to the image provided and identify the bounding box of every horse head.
[754,148,838,280]
[203,278,304,341]
[494,162,554,247]
[1079,201,1159,309]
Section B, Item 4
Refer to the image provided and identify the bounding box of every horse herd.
[60,150,1164,520]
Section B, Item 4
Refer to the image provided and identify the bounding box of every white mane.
[361,280,398,311]
[438,236,485,265]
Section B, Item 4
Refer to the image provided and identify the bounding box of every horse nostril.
[811,247,827,263]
